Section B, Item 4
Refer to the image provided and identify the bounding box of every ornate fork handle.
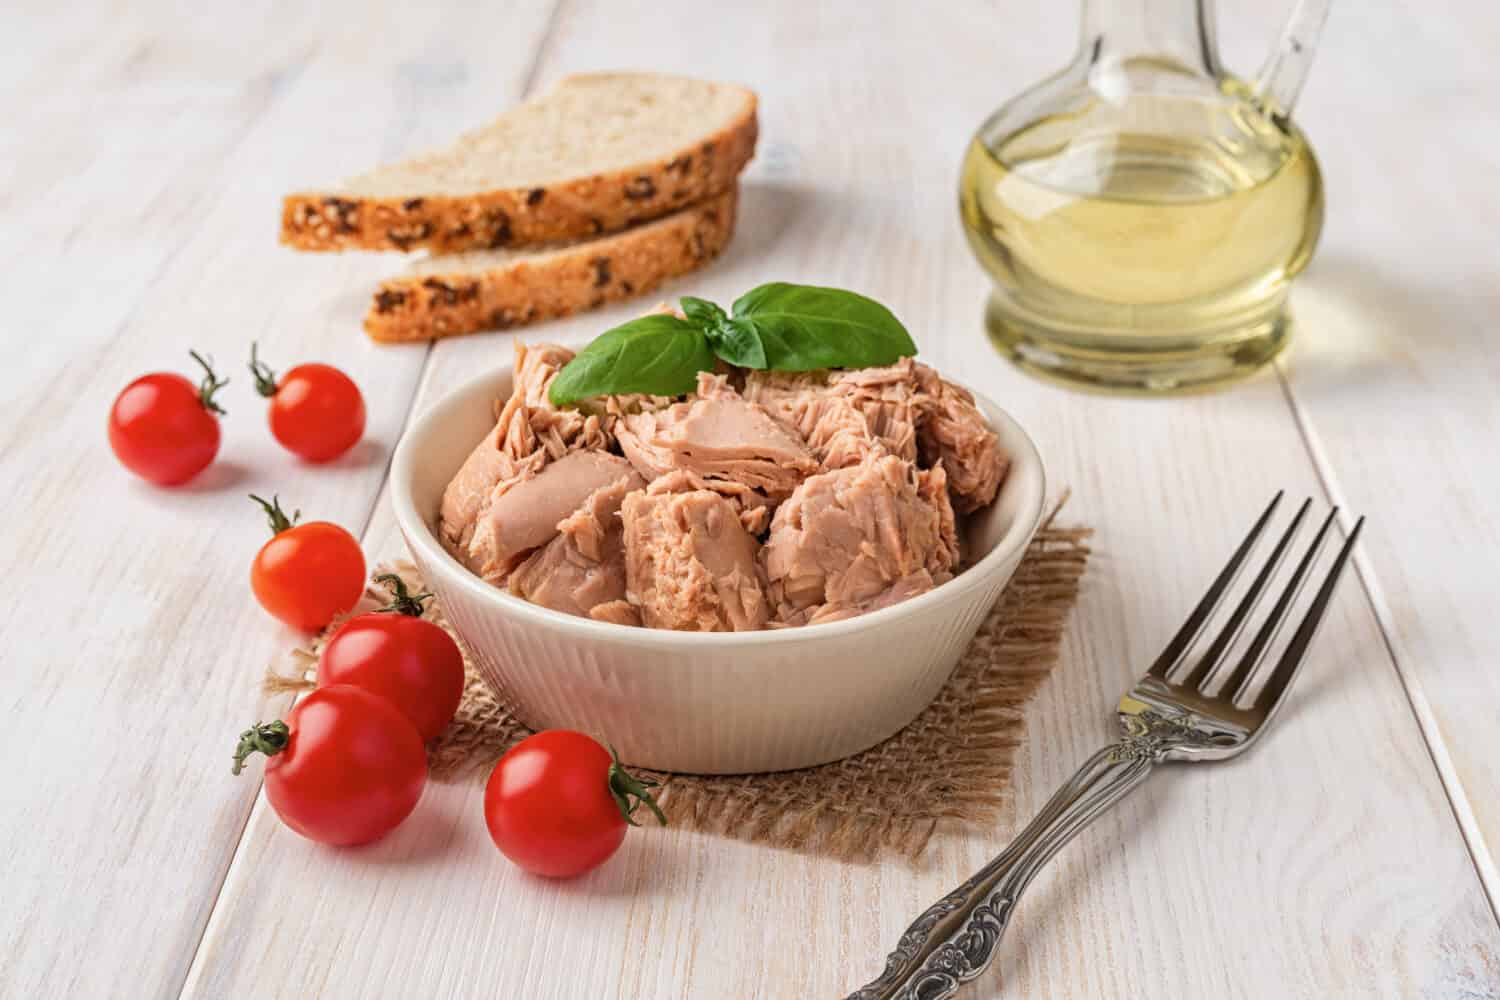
[846,495,1362,999]
[848,740,1160,1000]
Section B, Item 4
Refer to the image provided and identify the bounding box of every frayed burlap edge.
[264,498,1089,863]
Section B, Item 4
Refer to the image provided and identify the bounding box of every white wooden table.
[5,1,1498,996]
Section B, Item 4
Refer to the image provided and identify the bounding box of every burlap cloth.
[265,502,1089,863]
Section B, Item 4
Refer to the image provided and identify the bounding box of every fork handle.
[848,741,1157,1000]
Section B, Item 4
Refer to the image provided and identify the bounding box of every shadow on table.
[715,179,821,272]
[174,459,251,494]
[319,436,385,471]
[539,826,697,901]
[1287,252,1499,395]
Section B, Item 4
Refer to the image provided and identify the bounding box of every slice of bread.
[364,187,737,343]
[285,73,757,254]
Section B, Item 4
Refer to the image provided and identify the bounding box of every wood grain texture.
[175,2,1500,999]
[1262,2,1500,903]
[0,1,553,997]
[6,1,1500,998]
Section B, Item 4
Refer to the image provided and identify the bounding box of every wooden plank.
[182,1,1500,997]
[0,1,555,996]
[1261,1,1500,906]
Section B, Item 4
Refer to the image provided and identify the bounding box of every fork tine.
[1180,498,1312,692]
[1223,507,1339,703]
[1249,517,1365,715]
[1147,491,1284,679]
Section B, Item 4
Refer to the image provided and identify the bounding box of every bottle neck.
[1079,0,1220,76]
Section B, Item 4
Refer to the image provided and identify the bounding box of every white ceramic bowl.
[391,367,1046,774]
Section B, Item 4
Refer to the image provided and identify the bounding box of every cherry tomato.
[483,730,666,878]
[250,343,365,463]
[317,574,465,742]
[107,351,228,485]
[248,494,366,631]
[232,684,427,846]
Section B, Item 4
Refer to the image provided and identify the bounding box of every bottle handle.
[1254,0,1332,120]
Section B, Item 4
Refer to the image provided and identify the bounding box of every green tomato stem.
[607,745,667,827]
[231,720,289,775]
[248,341,279,398]
[189,349,230,415]
[373,573,433,617]
[249,494,300,536]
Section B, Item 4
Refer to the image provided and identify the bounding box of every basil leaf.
[705,316,768,369]
[732,282,917,371]
[548,315,714,405]
[682,294,767,368]
[679,296,727,330]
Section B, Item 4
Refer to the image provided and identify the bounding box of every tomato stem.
[607,745,667,827]
[231,720,290,775]
[248,342,279,398]
[189,350,229,415]
[373,573,433,616]
[249,494,301,535]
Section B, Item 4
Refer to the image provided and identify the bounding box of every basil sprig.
[548,283,917,406]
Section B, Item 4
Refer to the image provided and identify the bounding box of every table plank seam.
[518,0,570,97]
[170,338,434,999]
[1275,362,1500,923]
[173,5,568,991]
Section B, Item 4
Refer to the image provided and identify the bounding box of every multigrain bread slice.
[284,73,757,254]
[364,187,737,343]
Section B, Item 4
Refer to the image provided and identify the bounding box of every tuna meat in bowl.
[439,343,1010,631]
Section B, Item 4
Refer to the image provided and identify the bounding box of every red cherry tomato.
[248,494,365,631]
[317,574,465,742]
[483,730,665,878]
[232,684,427,846]
[107,351,228,485]
[250,343,365,463]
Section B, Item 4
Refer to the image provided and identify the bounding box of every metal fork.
[849,493,1365,1000]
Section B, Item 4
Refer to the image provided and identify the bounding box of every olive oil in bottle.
[960,87,1324,392]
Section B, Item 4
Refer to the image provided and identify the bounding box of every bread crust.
[283,103,755,254]
[364,188,738,343]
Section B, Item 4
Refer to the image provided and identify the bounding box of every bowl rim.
[391,365,1047,649]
